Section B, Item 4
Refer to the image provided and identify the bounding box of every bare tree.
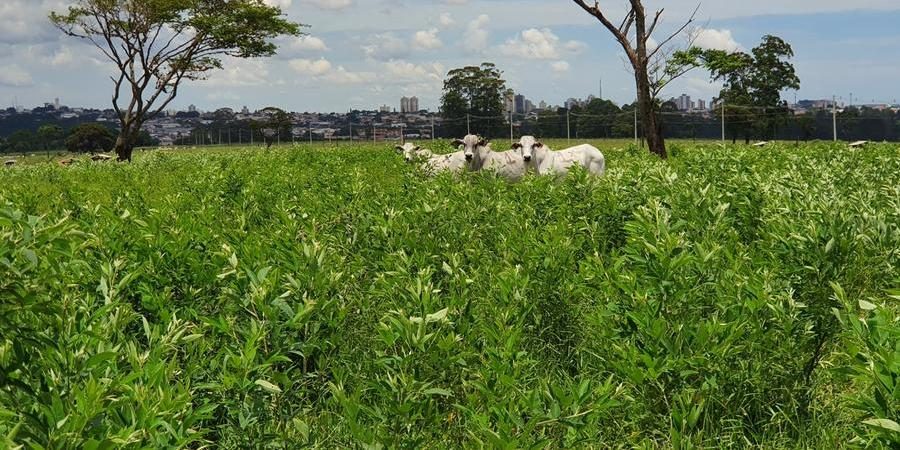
[571,1,698,159]
[51,1,303,161]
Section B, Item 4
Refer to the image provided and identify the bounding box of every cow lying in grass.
[396,142,467,174]
[395,143,434,163]
[514,136,605,176]
[453,134,527,181]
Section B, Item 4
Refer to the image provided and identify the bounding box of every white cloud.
[383,60,445,84]
[551,61,570,73]
[412,28,442,50]
[694,28,743,52]
[323,66,375,85]
[289,57,374,85]
[500,28,560,59]
[362,32,409,61]
[306,0,353,11]
[263,0,292,8]
[289,58,333,76]
[48,46,74,66]
[564,40,587,54]
[291,35,329,52]
[438,13,455,28]
[0,0,60,44]
[500,28,587,60]
[463,14,490,52]
[205,59,271,87]
[0,64,34,87]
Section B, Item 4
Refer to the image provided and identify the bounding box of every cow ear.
[534,141,544,148]
[451,139,464,147]
[414,146,421,151]
[394,145,404,153]
[511,143,522,149]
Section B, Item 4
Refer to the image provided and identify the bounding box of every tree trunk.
[635,70,667,159]
[113,123,138,162]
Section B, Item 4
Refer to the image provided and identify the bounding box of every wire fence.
[163,105,900,150]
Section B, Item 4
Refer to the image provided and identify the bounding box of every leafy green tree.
[4,130,38,155]
[258,107,293,149]
[575,99,622,138]
[65,123,115,154]
[440,63,508,138]
[50,0,303,161]
[688,35,800,143]
[38,125,65,151]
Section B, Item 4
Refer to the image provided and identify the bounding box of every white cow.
[423,150,468,175]
[514,136,605,176]
[395,143,434,163]
[454,134,527,181]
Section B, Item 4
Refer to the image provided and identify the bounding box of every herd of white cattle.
[395,134,606,181]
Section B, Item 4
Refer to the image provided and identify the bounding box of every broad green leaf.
[255,379,282,394]
[862,418,900,433]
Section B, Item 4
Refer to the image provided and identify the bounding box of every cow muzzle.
[465,154,473,161]
[523,156,531,162]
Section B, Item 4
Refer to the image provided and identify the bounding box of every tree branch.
[571,0,637,64]
[647,4,699,60]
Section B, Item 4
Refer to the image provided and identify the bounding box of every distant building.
[676,94,691,111]
[379,104,391,113]
[525,100,535,114]
[188,104,197,113]
[400,97,410,113]
[697,99,706,111]
[409,96,419,112]
[538,100,547,110]
[514,94,525,114]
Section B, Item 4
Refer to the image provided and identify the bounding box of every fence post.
[832,95,837,141]
[634,108,638,145]
[721,101,726,143]
[566,109,571,145]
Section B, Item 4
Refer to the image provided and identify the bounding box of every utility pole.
[431,116,435,142]
[633,107,638,145]
[400,124,405,144]
[832,95,837,142]
[309,125,312,145]
[373,125,376,143]
[721,101,726,143]
[566,109,571,145]
[509,110,514,144]
[466,113,470,135]
[349,120,352,143]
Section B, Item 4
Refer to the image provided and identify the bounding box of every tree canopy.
[440,63,508,138]
[678,35,801,142]
[50,0,303,160]
[65,124,116,154]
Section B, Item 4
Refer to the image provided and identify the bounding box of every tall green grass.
[1,142,898,448]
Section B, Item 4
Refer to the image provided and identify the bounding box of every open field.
[1,141,899,448]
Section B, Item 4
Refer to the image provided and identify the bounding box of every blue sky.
[1,0,898,113]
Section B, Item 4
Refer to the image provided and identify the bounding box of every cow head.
[455,134,488,162]
[515,135,544,164]
[395,142,422,162]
